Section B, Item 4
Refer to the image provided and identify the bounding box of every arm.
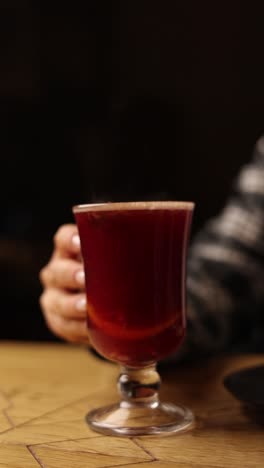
[40,137,264,359]
[184,136,264,358]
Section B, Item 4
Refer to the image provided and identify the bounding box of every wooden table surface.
[0,342,263,468]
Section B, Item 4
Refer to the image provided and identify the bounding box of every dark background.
[1,1,264,340]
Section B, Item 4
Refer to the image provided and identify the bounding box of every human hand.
[39,224,89,344]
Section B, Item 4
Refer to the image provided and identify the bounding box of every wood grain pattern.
[0,342,263,467]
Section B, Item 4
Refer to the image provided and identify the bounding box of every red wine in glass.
[73,201,194,436]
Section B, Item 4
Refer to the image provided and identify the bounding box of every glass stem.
[118,364,161,408]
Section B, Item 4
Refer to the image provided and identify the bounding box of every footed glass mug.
[73,201,194,436]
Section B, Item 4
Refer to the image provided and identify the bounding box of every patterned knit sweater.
[181,135,264,359]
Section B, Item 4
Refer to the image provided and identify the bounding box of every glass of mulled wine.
[73,201,194,436]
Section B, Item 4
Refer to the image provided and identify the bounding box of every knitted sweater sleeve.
[180,136,264,359]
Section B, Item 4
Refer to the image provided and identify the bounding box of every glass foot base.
[86,401,194,436]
